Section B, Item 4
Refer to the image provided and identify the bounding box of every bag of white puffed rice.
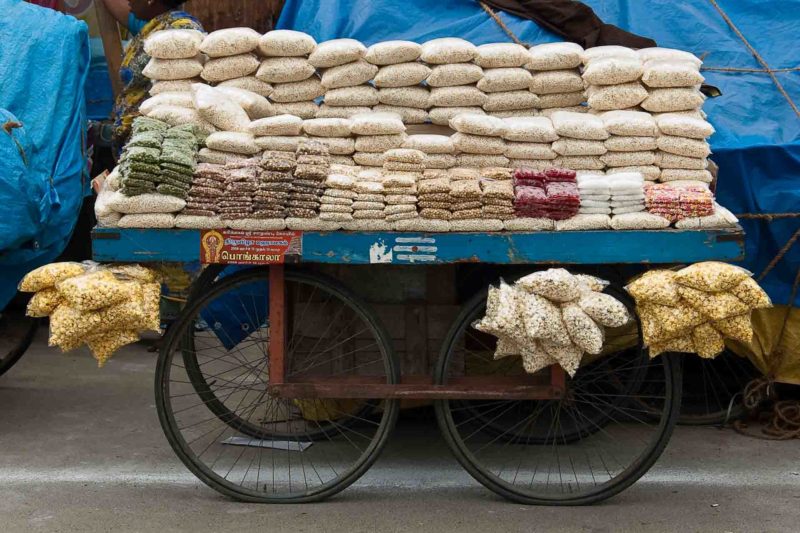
[144,29,204,59]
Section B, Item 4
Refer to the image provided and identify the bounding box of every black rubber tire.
[434,288,683,506]
[0,307,38,377]
[155,267,400,503]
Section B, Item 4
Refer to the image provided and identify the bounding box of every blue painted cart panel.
[92,227,745,265]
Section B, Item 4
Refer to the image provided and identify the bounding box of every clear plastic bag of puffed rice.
[26,288,63,318]
[575,274,609,292]
[494,337,521,360]
[19,262,88,293]
[56,269,138,312]
[86,330,141,367]
[691,323,726,359]
[712,313,754,344]
[730,277,772,309]
[674,262,752,293]
[561,302,604,355]
[519,291,562,340]
[676,286,750,321]
[517,268,582,302]
[540,338,583,377]
[521,341,558,374]
[577,290,631,328]
[473,280,525,343]
[625,270,681,306]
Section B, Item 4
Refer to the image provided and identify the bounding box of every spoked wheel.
[435,289,682,505]
[0,299,39,377]
[156,268,399,502]
[638,349,758,426]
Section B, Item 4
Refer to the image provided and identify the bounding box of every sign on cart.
[200,230,302,264]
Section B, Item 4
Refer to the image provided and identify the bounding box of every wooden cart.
[93,226,744,504]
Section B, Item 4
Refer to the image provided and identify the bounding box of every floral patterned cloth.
[112,10,203,155]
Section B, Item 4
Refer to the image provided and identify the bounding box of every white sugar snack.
[526,42,583,70]
[657,152,708,170]
[451,132,506,155]
[107,192,185,214]
[217,76,274,97]
[642,60,704,88]
[429,106,485,125]
[372,105,430,124]
[529,69,584,94]
[302,118,352,137]
[215,86,274,119]
[117,213,176,228]
[604,136,657,152]
[144,29,204,59]
[504,218,554,231]
[373,63,431,87]
[427,63,484,87]
[364,40,422,65]
[402,134,455,154]
[143,57,204,80]
[553,138,607,156]
[317,105,371,118]
[610,212,672,230]
[659,169,713,182]
[554,214,611,230]
[201,53,260,82]
[320,60,379,89]
[656,135,711,158]
[536,91,586,109]
[270,77,325,103]
[248,114,303,136]
[457,154,510,168]
[258,30,317,57]
[474,43,529,68]
[420,38,477,64]
[192,84,250,132]
[502,116,558,142]
[582,57,643,85]
[555,155,605,170]
[641,88,705,113]
[254,135,304,152]
[477,67,533,92]
[315,136,356,155]
[143,105,202,127]
[637,47,703,68]
[504,141,557,159]
[449,113,507,136]
[350,112,405,135]
[139,92,194,115]
[354,134,406,152]
[205,131,260,154]
[256,57,316,83]
[272,101,319,119]
[483,91,539,112]
[200,28,260,57]
[582,45,638,63]
[656,114,715,138]
[378,86,431,108]
[308,38,367,68]
[550,111,609,140]
[429,86,487,107]
[586,82,648,110]
[149,79,199,95]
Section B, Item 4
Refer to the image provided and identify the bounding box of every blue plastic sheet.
[278,0,800,305]
[0,0,90,309]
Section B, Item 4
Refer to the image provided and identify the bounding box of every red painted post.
[268,265,286,386]
[550,365,566,397]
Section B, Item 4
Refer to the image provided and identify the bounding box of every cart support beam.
[268,265,286,385]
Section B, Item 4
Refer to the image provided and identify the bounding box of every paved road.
[0,337,798,532]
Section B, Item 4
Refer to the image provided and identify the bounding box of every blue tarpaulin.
[277,0,800,305]
[0,0,90,309]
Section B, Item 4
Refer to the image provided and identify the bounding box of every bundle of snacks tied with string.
[474,269,631,376]
[20,263,162,367]
[626,262,771,358]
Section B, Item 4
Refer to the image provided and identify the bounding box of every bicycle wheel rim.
[156,269,399,502]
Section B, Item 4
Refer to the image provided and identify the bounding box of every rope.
[479,2,527,46]
[756,227,800,282]
[708,0,800,118]
[702,66,800,73]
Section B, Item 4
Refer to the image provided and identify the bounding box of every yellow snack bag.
[674,261,751,292]
[691,323,726,358]
[19,262,86,292]
[730,277,772,309]
[626,270,681,306]
[56,270,135,311]
[26,288,63,317]
[677,285,750,321]
[86,330,140,367]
